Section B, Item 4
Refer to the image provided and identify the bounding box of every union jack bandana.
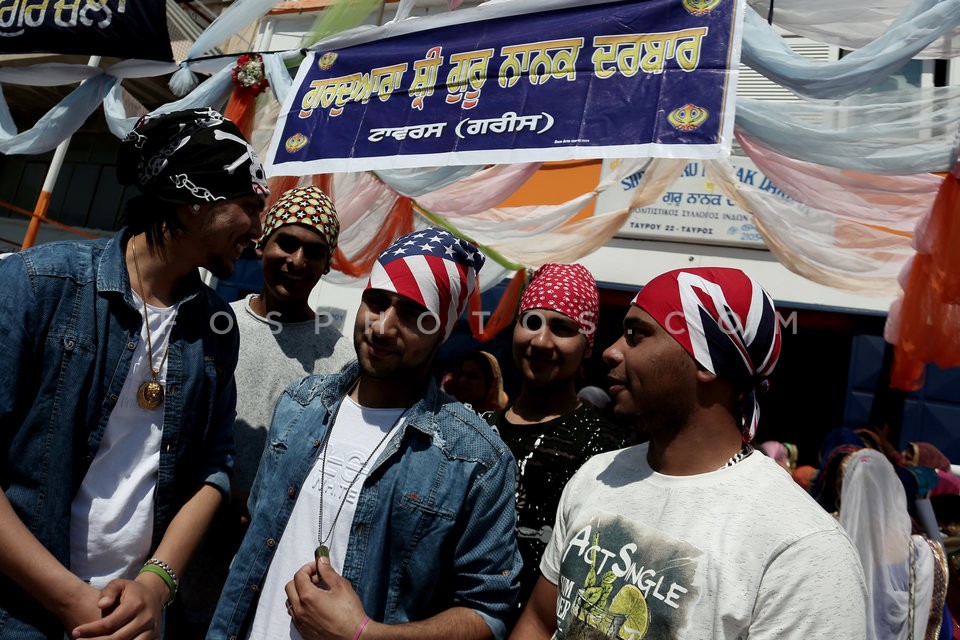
[367,228,484,340]
[519,263,599,347]
[632,267,782,442]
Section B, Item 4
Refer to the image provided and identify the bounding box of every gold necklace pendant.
[131,239,171,412]
[137,375,164,410]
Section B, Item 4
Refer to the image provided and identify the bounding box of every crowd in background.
[759,431,960,640]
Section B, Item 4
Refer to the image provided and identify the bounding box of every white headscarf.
[839,449,936,640]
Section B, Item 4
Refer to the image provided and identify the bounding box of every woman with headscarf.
[484,263,626,611]
[759,440,799,472]
[443,349,509,414]
[839,449,949,640]
[813,438,863,514]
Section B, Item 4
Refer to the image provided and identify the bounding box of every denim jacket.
[209,362,521,640]
[0,230,237,639]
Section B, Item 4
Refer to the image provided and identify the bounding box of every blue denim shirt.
[209,362,521,640]
[0,229,238,639]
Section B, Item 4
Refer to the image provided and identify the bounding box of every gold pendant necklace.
[132,239,171,411]
[136,377,165,411]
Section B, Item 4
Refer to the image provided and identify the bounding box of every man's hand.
[285,555,371,640]
[70,573,167,640]
[52,581,110,637]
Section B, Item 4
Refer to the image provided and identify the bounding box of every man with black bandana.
[0,108,267,640]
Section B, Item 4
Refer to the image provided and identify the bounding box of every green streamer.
[301,0,383,49]
[412,202,526,272]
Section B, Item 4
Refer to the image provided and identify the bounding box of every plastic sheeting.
[736,86,960,175]
[746,0,960,59]
[742,0,960,99]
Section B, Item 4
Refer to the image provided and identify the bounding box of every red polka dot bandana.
[519,263,599,347]
[632,267,782,442]
[257,186,340,257]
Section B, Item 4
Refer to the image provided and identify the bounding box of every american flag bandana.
[519,263,600,347]
[632,267,782,442]
[367,228,484,340]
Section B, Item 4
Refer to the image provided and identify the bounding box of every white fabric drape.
[839,450,936,640]
[168,0,283,95]
[0,75,117,155]
[328,171,399,233]
[1,0,958,150]
[2,0,957,307]
[263,52,297,104]
[736,132,940,230]
[742,0,960,99]
[0,63,102,84]
[376,166,484,196]
[0,57,235,151]
[736,86,960,174]
[467,158,648,266]
[103,62,235,138]
[414,164,543,215]
[320,157,650,272]
[705,158,914,295]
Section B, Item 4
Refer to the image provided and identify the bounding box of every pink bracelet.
[353,615,371,640]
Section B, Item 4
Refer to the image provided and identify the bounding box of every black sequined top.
[486,405,626,604]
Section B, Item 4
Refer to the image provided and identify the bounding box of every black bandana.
[117,108,269,205]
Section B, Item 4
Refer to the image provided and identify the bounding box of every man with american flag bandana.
[210,228,521,640]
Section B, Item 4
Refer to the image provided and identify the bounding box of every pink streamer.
[737,130,941,232]
[415,163,541,216]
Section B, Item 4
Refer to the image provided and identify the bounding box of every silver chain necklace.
[314,400,407,560]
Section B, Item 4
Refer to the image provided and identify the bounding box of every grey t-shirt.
[230,294,355,496]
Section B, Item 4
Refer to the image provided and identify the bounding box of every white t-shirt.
[247,396,405,640]
[541,444,868,640]
[69,292,178,589]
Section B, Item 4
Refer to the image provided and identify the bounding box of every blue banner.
[268,0,744,175]
[0,0,172,61]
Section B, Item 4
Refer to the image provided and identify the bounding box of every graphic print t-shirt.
[540,444,869,640]
[552,512,702,640]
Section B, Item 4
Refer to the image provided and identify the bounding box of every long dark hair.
[120,194,187,249]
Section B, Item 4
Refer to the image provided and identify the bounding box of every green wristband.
[139,563,176,602]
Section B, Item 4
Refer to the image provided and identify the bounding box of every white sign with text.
[597,157,792,249]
